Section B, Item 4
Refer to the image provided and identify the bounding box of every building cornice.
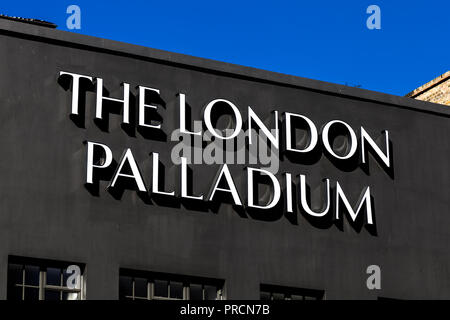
[0,18,449,118]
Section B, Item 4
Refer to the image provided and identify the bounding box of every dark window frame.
[7,255,86,300]
[119,268,224,300]
[260,283,324,300]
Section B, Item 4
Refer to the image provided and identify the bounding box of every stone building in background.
[406,71,450,105]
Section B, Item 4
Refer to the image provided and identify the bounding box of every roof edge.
[405,71,450,98]
[0,14,57,28]
[0,18,449,118]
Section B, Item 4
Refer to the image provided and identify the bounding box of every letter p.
[86,141,113,184]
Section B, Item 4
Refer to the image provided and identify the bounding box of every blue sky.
[2,1,448,96]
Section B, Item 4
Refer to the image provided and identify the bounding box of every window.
[260,284,324,300]
[119,269,224,300]
[7,256,85,300]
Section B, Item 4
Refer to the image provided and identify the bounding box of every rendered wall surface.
[0,19,449,299]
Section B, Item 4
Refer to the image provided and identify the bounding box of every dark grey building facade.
[0,18,449,300]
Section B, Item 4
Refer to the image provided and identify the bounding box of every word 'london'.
[59,71,393,234]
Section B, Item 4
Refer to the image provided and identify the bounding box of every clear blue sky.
[2,1,448,96]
